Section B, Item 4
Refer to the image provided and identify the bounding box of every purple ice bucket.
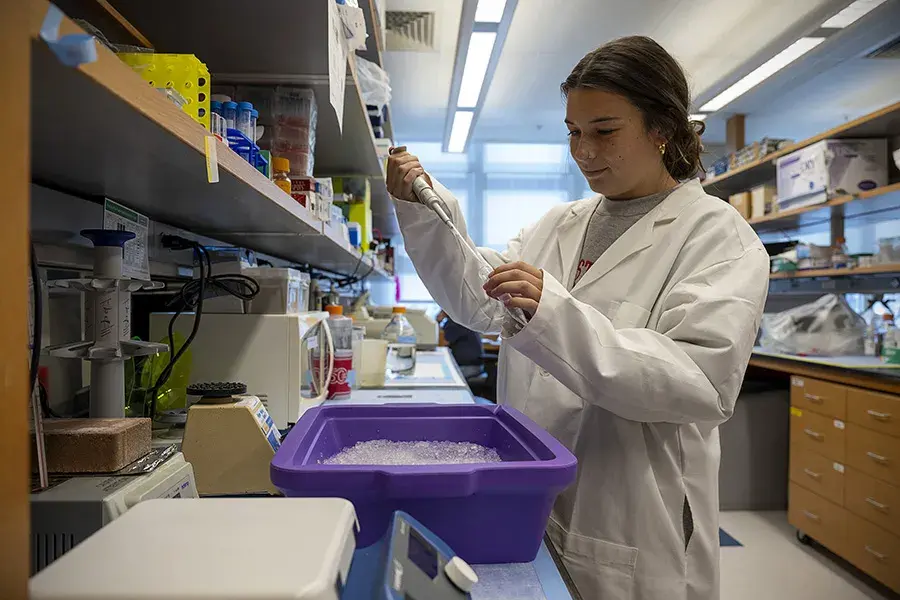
[271,403,577,563]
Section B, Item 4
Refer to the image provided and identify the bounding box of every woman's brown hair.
[561,36,705,180]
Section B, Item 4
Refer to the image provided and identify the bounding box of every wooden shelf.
[770,264,900,280]
[29,0,388,279]
[703,101,900,197]
[749,182,900,232]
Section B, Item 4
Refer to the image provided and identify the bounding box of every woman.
[387,36,769,600]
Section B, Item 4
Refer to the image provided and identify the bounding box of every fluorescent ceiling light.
[457,31,496,108]
[475,0,507,23]
[448,111,474,153]
[700,37,825,112]
[822,0,887,28]
[689,114,708,121]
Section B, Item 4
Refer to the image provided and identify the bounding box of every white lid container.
[30,498,358,600]
[245,267,310,314]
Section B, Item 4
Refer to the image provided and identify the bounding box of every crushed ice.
[322,440,502,465]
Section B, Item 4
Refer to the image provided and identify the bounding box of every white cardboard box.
[776,138,888,210]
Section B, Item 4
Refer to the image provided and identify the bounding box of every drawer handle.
[802,510,820,522]
[803,468,822,480]
[804,428,824,440]
[805,393,824,403]
[867,409,893,421]
[867,451,890,465]
[865,497,889,512]
[865,546,889,562]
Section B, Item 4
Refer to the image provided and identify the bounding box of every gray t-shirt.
[571,186,678,288]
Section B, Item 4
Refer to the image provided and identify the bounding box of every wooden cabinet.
[789,406,846,462]
[845,467,900,537]
[791,376,848,419]
[788,482,847,551]
[789,446,844,506]
[787,375,900,592]
[844,512,900,591]
[848,389,900,438]
[846,425,900,486]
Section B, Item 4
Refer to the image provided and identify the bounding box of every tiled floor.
[720,511,896,600]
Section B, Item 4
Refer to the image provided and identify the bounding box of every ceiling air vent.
[385,11,436,52]
[866,34,900,59]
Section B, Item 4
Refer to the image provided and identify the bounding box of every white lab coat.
[394,178,770,600]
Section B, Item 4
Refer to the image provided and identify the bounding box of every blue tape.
[40,4,98,67]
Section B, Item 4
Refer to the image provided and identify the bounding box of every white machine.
[30,452,197,573]
[149,312,327,428]
[362,306,440,349]
[30,498,359,600]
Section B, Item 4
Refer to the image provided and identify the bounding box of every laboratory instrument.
[149,312,328,428]
[382,306,417,376]
[181,386,281,496]
[30,452,196,573]
[389,147,528,328]
[29,497,481,600]
[44,230,167,418]
[271,403,578,563]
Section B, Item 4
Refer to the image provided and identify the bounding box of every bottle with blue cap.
[237,101,254,140]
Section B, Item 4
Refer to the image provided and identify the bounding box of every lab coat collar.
[561,179,706,294]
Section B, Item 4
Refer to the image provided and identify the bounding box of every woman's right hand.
[386,147,432,202]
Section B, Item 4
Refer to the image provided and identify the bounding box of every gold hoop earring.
[659,143,666,155]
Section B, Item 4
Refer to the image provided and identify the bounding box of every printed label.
[790,407,803,417]
[833,462,845,474]
[308,335,318,350]
[834,419,845,430]
[204,136,220,183]
[791,377,804,388]
[103,199,150,281]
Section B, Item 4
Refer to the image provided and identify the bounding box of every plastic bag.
[355,56,392,108]
[759,294,865,356]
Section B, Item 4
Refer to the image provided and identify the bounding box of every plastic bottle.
[831,237,850,269]
[381,306,417,376]
[882,313,898,363]
[237,101,254,139]
[273,158,291,195]
[864,319,877,357]
[222,101,238,130]
[320,305,353,399]
[250,108,259,143]
[210,100,223,119]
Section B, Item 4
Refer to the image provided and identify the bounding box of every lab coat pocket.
[563,532,638,598]
[611,301,651,329]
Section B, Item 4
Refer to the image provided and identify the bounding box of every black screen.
[407,529,439,580]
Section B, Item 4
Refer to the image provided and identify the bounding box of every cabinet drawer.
[847,424,900,486]
[848,389,900,438]
[844,512,900,592]
[789,445,844,506]
[790,407,846,463]
[788,482,847,551]
[845,467,900,537]
[791,376,847,419]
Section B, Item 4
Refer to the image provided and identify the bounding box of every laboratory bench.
[750,349,900,592]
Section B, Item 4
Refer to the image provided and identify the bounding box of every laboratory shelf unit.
[769,264,900,280]
[29,0,388,279]
[703,101,900,197]
[112,0,392,175]
[750,182,900,233]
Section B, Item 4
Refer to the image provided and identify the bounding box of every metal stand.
[44,230,167,418]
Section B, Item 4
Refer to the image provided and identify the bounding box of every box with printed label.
[776,139,888,210]
[729,192,751,220]
[750,184,777,219]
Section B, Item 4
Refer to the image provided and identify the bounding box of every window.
[484,143,569,174]
[483,190,567,248]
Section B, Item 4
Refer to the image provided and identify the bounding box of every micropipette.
[391,147,529,328]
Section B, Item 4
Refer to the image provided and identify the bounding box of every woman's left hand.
[483,261,544,318]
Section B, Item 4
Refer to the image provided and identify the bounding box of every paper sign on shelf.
[327,0,347,133]
[40,3,98,67]
[102,199,150,281]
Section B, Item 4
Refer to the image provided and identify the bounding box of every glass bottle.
[382,306,417,377]
[273,158,292,195]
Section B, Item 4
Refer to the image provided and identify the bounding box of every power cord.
[146,236,260,419]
